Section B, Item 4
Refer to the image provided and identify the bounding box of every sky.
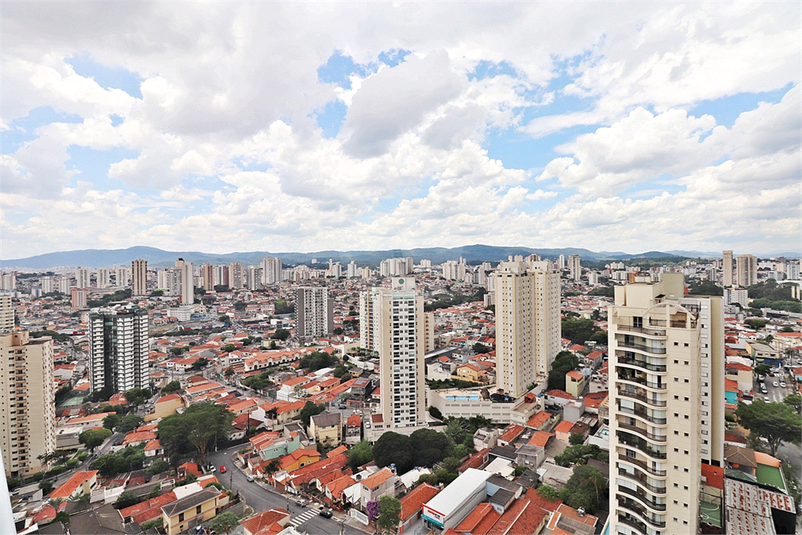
[1,2,800,259]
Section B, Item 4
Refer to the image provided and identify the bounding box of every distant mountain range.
[0,244,757,270]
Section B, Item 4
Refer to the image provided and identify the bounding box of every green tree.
[784,394,802,414]
[271,328,291,341]
[754,364,772,376]
[736,400,802,455]
[537,484,561,501]
[209,512,239,534]
[373,432,414,474]
[547,351,580,391]
[140,518,163,530]
[114,491,144,509]
[347,441,373,471]
[103,413,121,431]
[428,406,443,420]
[158,401,234,464]
[147,459,170,476]
[562,464,607,514]
[410,428,451,467]
[444,418,467,446]
[79,428,112,453]
[569,432,585,446]
[124,388,151,407]
[687,280,723,296]
[224,367,235,378]
[299,402,325,427]
[472,342,491,354]
[54,511,70,525]
[375,495,402,534]
[561,318,598,345]
[117,414,144,433]
[192,357,209,370]
[39,479,54,495]
[161,380,181,394]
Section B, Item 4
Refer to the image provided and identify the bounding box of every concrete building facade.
[722,250,733,287]
[0,330,56,478]
[296,287,333,338]
[736,254,758,288]
[607,274,724,535]
[89,308,149,395]
[493,261,561,398]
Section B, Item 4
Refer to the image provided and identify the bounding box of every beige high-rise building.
[608,274,724,535]
[722,250,733,287]
[493,261,561,398]
[0,330,56,478]
[96,267,111,288]
[568,254,582,281]
[132,259,148,296]
[201,263,215,292]
[261,257,283,285]
[736,254,758,288]
[361,278,426,429]
[175,258,194,304]
[229,262,244,289]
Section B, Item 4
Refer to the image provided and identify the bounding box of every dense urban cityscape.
[2,250,801,535]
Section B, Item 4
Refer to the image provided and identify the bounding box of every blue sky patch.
[66,54,143,98]
[110,115,125,127]
[378,49,412,68]
[690,83,792,128]
[468,60,518,81]
[66,145,139,188]
[314,101,348,138]
[2,106,83,153]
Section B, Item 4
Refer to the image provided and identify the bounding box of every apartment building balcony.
[615,324,665,337]
[617,388,667,407]
[618,434,667,459]
[617,356,667,373]
[618,406,667,425]
[616,373,666,391]
[618,422,666,442]
[617,339,667,354]
[617,469,666,493]
[618,485,667,511]
[618,498,666,528]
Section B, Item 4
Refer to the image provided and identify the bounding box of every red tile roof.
[498,424,525,443]
[525,411,552,429]
[400,483,440,521]
[50,470,97,499]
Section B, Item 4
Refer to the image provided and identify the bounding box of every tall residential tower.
[607,274,724,535]
[493,261,561,398]
[89,307,149,395]
[296,287,333,338]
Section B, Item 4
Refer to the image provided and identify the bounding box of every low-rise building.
[308,411,342,447]
[161,488,225,535]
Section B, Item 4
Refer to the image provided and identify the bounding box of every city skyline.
[2,3,800,259]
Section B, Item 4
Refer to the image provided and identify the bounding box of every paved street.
[207,445,367,535]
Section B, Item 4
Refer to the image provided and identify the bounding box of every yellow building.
[144,393,185,422]
[161,488,224,535]
[309,411,342,447]
[278,448,321,472]
[454,363,482,383]
[565,370,585,398]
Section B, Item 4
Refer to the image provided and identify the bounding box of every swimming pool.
[446,394,481,401]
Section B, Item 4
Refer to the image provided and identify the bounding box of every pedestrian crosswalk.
[289,508,318,527]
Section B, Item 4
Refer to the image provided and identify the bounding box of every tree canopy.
[373,432,415,474]
[117,414,144,433]
[79,428,112,453]
[561,464,607,514]
[547,351,580,391]
[376,495,402,533]
[561,318,601,345]
[347,441,373,471]
[298,350,339,372]
[158,401,233,464]
[409,428,451,467]
[299,402,325,427]
[735,400,802,456]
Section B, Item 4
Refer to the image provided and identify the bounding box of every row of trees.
[561,317,607,345]
[735,399,801,456]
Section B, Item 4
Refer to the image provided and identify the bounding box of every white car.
[780,382,786,388]
[246,475,254,482]
[764,396,771,402]
[773,381,779,387]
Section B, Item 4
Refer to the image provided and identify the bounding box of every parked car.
[219,465,227,473]
[319,509,333,518]
[295,499,307,507]
[773,381,779,387]
[246,475,254,482]
[780,382,786,388]
[764,396,771,402]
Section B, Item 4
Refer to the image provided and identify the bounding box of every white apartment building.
[0,329,56,478]
[96,267,111,288]
[40,276,54,294]
[296,287,333,338]
[608,274,724,535]
[493,261,561,398]
[261,256,283,285]
[362,278,426,429]
[0,294,13,331]
[89,307,149,394]
[115,266,130,288]
[568,254,582,281]
[347,261,358,278]
[175,258,194,304]
[74,267,91,289]
[735,254,757,288]
[723,288,749,308]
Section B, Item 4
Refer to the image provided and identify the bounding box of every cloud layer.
[1,3,799,258]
